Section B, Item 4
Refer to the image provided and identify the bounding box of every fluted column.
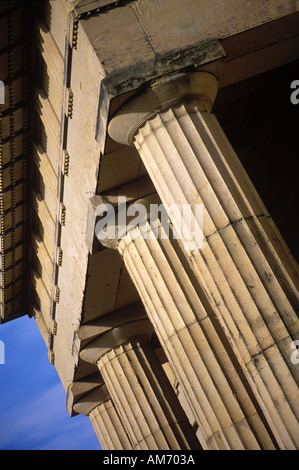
[96,194,277,449]
[108,72,299,449]
[80,318,201,450]
[73,384,133,450]
[114,205,277,450]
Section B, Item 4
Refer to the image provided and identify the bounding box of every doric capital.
[66,372,105,416]
[76,302,147,343]
[80,318,154,365]
[96,192,161,250]
[108,71,218,146]
[73,384,110,416]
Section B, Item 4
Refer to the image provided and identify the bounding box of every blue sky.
[0,315,102,450]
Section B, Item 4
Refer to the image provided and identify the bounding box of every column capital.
[67,372,105,416]
[73,384,110,416]
[97,192,162,250]
[76,302,147,343]
[80,318,154,365]
[108,71,218,146]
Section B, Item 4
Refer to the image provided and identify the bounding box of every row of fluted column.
[76,71,298,450]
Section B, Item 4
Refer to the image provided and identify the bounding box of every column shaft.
[97,336,201,450]
[89,400,133,450]
[80,317,201,450]
[118,221,277,450]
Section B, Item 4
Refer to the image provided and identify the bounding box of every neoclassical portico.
[106,71,299,449]
[2,0,299,453]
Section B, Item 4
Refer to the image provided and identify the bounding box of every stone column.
[96,195,277,450]
[73,384,133,450]
[80,317,201,450]
[108,72,299,449]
